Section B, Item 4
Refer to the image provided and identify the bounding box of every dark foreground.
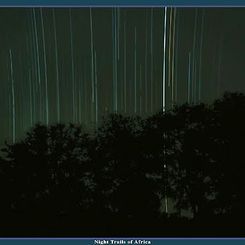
[0,215,244,237]
[1,92,245,237]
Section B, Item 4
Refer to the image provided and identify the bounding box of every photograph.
[0,6,245,237]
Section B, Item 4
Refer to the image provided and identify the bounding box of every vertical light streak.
[198,9,205,102]
[193,57,197,104]
[163,8,169,214]
[217,35,223,97]
[69,8,76,122]
[117,8,120,60]
[40,8,49,125]
[150,8,153,113]
[145,11,148,114]
[78,88,81,122]
[112,8,118,112]
[188,52,191,104]
[9,49,15,144]
[89,8,95,123]
[162,7,167,112]
[32,8,42,121]
[28,69,33,126]
[83,63,87,124]
[192,9,198,104]
[32,70,36,124]
[81,64,84,123]
[8,94,12,139]
[52,9,60,122]
[112,9,115,112]
[115,9,118,112]
[171,8,176,107]
[168,8,172,88]
[174,10,179,103]
[124,21,127,113]
[32,9,39,82]
[139,64,142,114]
[28,10,36,124]
[134,26,137,114]
[95,50,98,125]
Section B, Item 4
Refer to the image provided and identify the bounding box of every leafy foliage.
[1,92,245,236]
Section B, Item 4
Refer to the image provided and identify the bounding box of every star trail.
[1,7,245,143]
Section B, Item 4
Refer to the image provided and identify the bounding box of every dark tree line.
[1,92,245,236]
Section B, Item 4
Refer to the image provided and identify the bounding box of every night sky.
[1,7,245,143]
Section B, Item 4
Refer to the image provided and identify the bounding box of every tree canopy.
[1,92,245,236]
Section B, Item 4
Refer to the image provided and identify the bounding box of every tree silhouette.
[0,92,245,236]
[92,114,160,221]
[1,123,95,234]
